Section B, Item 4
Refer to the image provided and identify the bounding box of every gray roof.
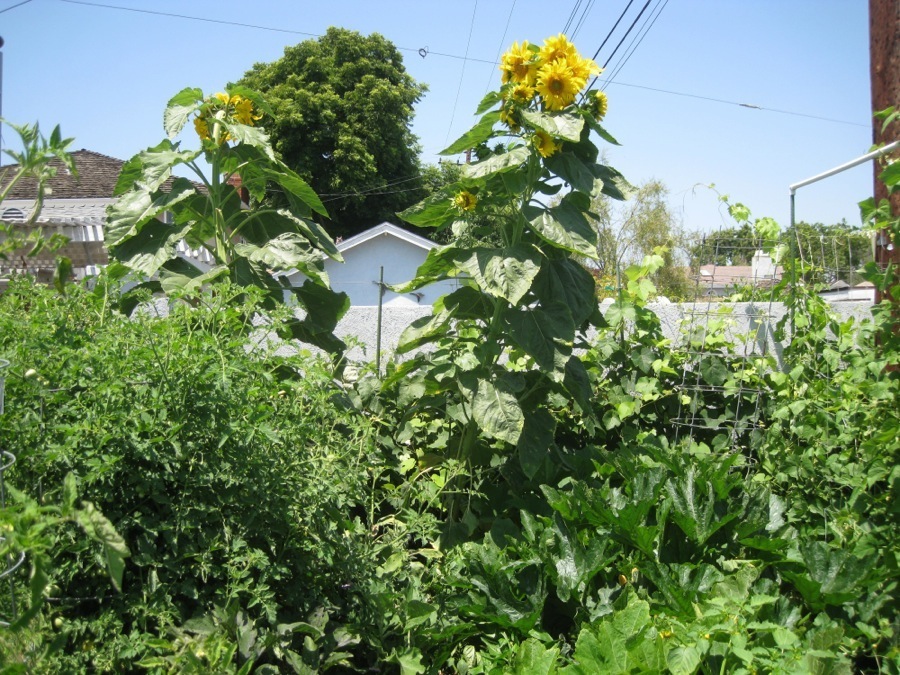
[1,150,128,199]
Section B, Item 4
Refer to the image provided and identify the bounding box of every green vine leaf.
[473,378,524,445]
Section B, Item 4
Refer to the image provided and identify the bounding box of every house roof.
[696,264,783,285]
[336,221,437,255]
[1,150,128,199]
[0,149,204,201]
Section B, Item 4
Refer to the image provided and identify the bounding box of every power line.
[57,0,870,131]
[602,0,669,91]
[482,0,517,96]
[57,0,499,65]
[562,0,584,35]
[444,0,479,146]
[588,0,636,63]
[570,0,598,41]
[602,79,870,128]
[0,0,33,13]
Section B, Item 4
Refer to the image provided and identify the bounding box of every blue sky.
[0,0,874,234]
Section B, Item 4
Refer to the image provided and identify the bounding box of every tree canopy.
[237,28,427,239]
[587,179,691,299]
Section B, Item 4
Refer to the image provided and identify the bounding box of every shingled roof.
[1,150,127,199]
[0,149,205,199]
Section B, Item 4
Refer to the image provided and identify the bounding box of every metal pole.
[0,36,5,164]
[375,266,384,376]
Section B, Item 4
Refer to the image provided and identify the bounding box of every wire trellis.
[0,358,24,628]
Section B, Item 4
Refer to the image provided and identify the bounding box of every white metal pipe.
[789,140,900,194]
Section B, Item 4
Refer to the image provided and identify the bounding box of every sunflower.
[453,190,478,212]
[194,116,211,141]
[213,92,231,106]
[231,95,262,126]
[570,54,601,83]
[539,34,577,66]
[591,91,609,120]
[533,130,561,158]
[500,41,536,85]
[499,106,521,133]
[509,83,536,105]
[535,58,582,111]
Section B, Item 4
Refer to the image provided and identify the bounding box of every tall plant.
[105,87,348,353]
[387,35,631,474]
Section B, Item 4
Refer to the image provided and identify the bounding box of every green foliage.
[0,119,77,286]
[236,27,428,238]
[106,87,348,354]
[587,179,692,300]
[0,278,380,672]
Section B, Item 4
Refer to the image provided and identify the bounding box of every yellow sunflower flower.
[536,58,583,111]
[499,106,521,133]
[539,34,577,67]
[509,83,536,105]
[591,91,609,120]
[231,95,261,126]
[533,130,561,158]
[499,41,536,85]
[570,54,601,83]
[453,190,478,212]
[213,92,230,106]
[194,116,211,141]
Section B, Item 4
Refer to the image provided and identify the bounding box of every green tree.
[588,179,691,299]
[236,28,427,239]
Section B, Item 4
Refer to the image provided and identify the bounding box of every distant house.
[695,251,783,296]
[281,222,459,307]
[0,150,212,284]
[818,280,876,303]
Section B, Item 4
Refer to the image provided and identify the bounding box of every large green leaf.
[262,167,328,218]
[456,244,542,305]
[563,356,593,413]
[520,109,584,143]
[528,202,597,258]
[289,279,350,333]
[505,301,574,372]
[114,140,201,196]
[463,146,530,180]
[592,164,635,201]
[517,407,556,479]
[561,596,662,674]
[441,111,501,155]
[160,261,228,295]
[235,233,326,273]
[164,87,203,139]
[513,639,559,675]
[398,193,456,228]
[544,152,596,193]
[439,285,493,321]
[109,218,194,277]
[75,502,130,592]
[396,311,452,354]
[665,468,738,545]
[391,246,463,293]
[221,120,276,160]
[533,257,598,326]
[106,179,197,247]
[472,378,524,445]
[237,209,340,262]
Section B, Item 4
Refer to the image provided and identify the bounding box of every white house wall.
[323,235,459,307]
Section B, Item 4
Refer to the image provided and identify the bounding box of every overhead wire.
[570,0,597,41]
[482,0,517,96]
[584,0,654,97]
[562,0,583,35]
[444,0,480,147]
[0,0,33,13]
[601,0,669,91]
[56,0,870,130]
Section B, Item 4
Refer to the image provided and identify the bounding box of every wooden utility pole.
[870,0,900,303]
